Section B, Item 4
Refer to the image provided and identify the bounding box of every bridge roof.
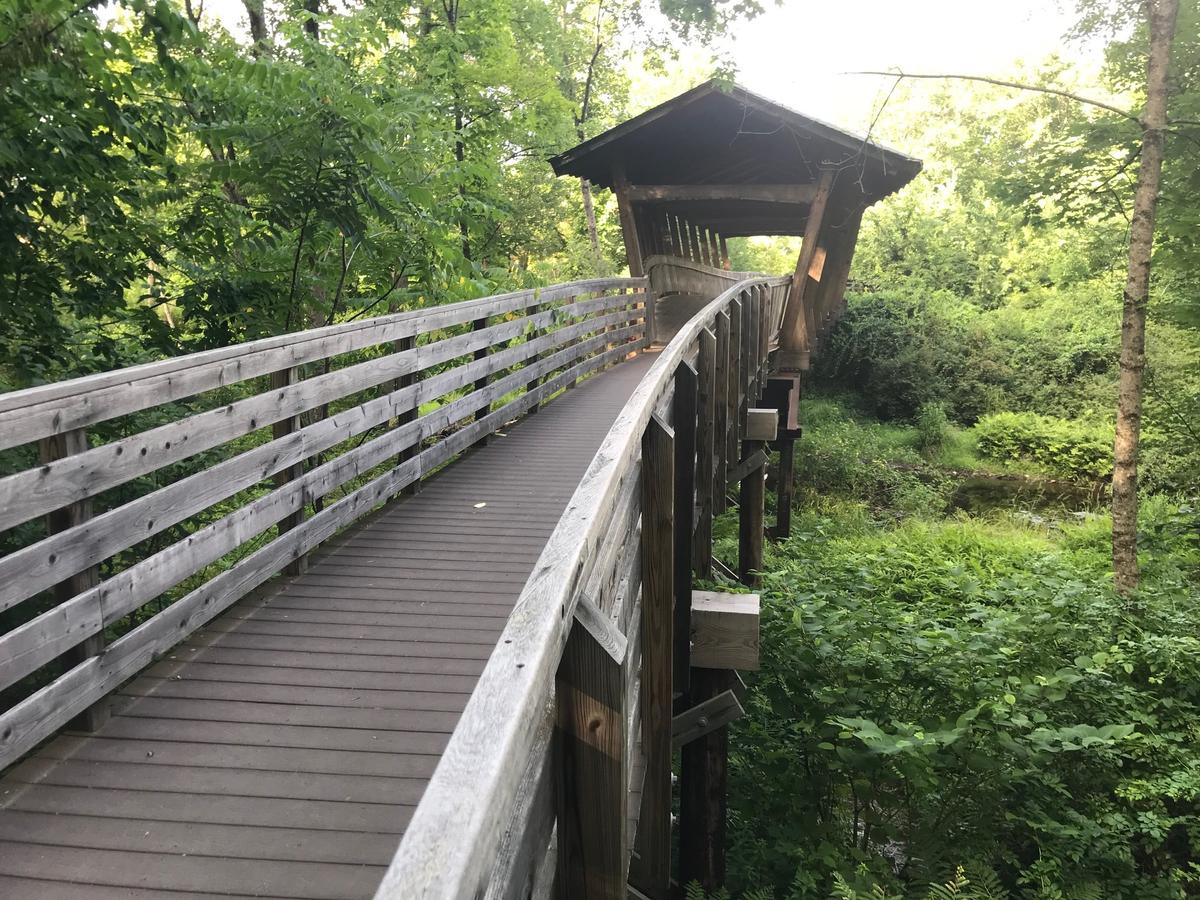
[550,80,922,236]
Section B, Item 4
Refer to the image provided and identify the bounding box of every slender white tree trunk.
[1112,0,1179,595]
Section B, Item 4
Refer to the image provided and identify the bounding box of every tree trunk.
[241,0,268,45]
[580,177,601,263]
[1112,0,1178,596]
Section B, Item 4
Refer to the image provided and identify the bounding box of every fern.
[924,867,970,900]
[961,862,1006,900]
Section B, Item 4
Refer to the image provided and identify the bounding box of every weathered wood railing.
[0,277,649,770]
[376,271,789,899]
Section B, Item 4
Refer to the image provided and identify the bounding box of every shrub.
[916,402,953,457]
[974,411,1113,480]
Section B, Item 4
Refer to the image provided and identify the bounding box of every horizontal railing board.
[0,309,643,616]
[375,276,773,899]
[0,291,640,533]
[0,324,644,693]
[0,338,646,771]
[0,278,645,451]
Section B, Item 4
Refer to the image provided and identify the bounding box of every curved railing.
[0,277,648,769]
[377,270,789,898]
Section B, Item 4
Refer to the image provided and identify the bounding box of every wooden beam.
[725,448,769,488]
[779,168,835,370]
[629,415,674,899]
[690,591,760,671]
[613,164,644,277]
[815,208,865,337]
[555,612,628,899]
[627,184,817,204]
[672,689,745,749]
[718,234,730,270]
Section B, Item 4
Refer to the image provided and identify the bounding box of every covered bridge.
[0,82,919,899]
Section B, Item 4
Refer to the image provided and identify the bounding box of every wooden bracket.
[725,448,769,487]
[574,594,628,665]
[671,690,744,750]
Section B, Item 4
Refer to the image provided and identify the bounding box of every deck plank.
[0,353,655,898]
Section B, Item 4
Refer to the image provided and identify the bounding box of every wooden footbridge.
[0,82,918,898]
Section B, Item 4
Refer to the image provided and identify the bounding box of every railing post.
[713,311,730,516]
[525,315,543,415]
[38,428,108,732]
[672,363,697,695]
[270,367,307,575]
[630,415,674,899]
[554,611,628,899]
[473,315,491,447]
[726,297,743,486]
[395,335,423,494]
[694,328,717,577]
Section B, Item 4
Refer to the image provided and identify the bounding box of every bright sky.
[723,0,1095,134]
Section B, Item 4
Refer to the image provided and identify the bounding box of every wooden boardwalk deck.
[0,353,656,900]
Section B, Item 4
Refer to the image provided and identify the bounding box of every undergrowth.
[704,399,1200,900]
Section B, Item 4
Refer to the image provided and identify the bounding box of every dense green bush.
[724,509,1200,900]
[813,292,1012,423]
[974,412,1113,481]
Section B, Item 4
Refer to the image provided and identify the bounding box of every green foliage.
[974,412,1114,481]
[725,501,1200,899]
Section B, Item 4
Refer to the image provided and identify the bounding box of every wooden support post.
[763,376,801,540]
[38,428,108,732]
[555,612,628,899]
[738,436,767,587]
[775,438,796,540]
[712,312,731,516]
[694,328,717,578]
[672,363,697,697]
[679,665,732,894]
[613,164,644,277]
[270,367,307,575]
[719,234,730,270]
[707,230,721,271]
[629,416,674,899]
[780,168,835,371]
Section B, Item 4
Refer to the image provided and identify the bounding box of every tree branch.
[847,69,1138,123]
